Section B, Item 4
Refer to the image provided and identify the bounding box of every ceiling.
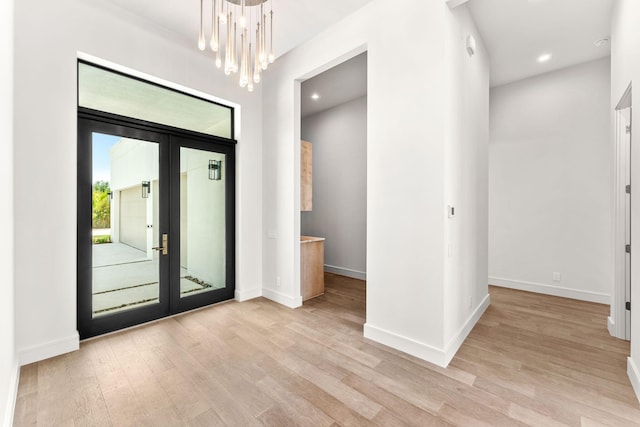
[301,52,367,118]
[467,0,614,87]
[102,0,614,92]
[104,0,374,61]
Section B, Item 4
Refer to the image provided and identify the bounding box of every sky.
[92,132,121,184]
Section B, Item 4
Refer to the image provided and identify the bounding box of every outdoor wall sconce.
[142,181,151,198]
[107,191,113,201]
[209,160,222,181]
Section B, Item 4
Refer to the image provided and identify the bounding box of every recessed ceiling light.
[311,93,320,100]
[537,53,552,63]
[594,38,609,47]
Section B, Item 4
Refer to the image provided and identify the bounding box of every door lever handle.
[152,234,168,255]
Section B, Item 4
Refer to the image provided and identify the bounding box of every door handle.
[152,233,168,255]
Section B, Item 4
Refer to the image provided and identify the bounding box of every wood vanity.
[301,236,325,300]
[301,140,313,211]
[300,140,324,300]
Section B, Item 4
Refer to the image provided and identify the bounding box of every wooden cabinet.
[301,140,313,211]
[301,236,324,301]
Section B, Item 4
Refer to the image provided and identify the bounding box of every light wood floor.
[14,274,639,426]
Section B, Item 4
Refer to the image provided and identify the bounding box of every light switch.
[466,35,476,56]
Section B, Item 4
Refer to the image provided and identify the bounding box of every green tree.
[92,181,111,229]
[93,180,110,192]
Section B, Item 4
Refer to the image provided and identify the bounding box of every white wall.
[1,0,17,424]
[110,138,159,192]
[13,0,263,364]
[110,139,159,251]
[443,5,491,354]
[489,58,613,304]
[611,0,640,403]
[301,96,367,280]
[262,0,489,366]
[118,187,148,251]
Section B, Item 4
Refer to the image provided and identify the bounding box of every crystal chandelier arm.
[233,22,238,72]
[269,7,274,63]
[254,26,261,84]
[225,10,232,75]
[219,0,227,24]
[210,0,218,51]
[248,42,254,92]
[258,3,264,62]
[261,9,267,69]
[240,0,246,28]
[198,0,206,50]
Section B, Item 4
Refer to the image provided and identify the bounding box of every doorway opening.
[77,62,236,339]
[297,52,367,309]
[614,82,632,341]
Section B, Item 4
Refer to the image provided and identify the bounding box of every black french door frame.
[77,109,236,339]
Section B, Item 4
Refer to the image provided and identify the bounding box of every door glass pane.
[92,133,160,317]
[180,148,226,297]
[79,62,233,139]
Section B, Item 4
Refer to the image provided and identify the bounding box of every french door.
[78,114,235,339]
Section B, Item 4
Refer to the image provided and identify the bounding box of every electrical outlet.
[553,272,561,282]
[276,276,282,288]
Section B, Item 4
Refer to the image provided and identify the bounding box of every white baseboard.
[235,287,262,302]
[608,316,617,338]
[3,361,19,427]
[364,323,450,367]
[324,264,366,281]
[18,332,79,366]
[365,294,490,368]
[489,276,610,304]
[443,294,491,366]
[628,357,640,404]
[262,288,302,309]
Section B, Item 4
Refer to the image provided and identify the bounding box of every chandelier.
[199,0,275,92]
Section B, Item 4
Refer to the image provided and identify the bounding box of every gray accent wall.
[301,96,367,279]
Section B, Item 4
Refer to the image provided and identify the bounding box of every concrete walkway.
[93,242,147,268]
[92,228,111,236]
[91,242,223,316]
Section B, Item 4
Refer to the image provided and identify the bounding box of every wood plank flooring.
[13,274,639,426]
